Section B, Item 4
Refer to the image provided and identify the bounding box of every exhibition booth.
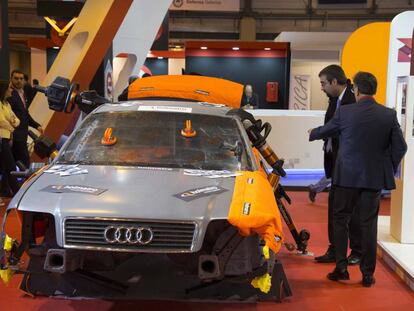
[1,0,414,305]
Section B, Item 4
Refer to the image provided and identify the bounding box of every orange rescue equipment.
[101,128,117,146]
[181,120,197,138]
[128,75,244,108]
[228,171,283,253]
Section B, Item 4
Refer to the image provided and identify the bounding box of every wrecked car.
[0,75,297,301]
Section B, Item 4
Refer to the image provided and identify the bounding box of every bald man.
[241,84,259,109]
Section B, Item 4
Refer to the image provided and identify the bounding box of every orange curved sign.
[128,75,244,108]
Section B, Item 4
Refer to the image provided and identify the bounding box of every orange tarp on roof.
[127,75,244,108]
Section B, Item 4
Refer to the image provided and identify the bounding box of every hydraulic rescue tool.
[229,109,310,254]
[34,76,110,114]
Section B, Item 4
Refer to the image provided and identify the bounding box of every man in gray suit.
[309,72,407,287]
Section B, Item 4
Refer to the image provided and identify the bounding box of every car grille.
[64,218,196,252]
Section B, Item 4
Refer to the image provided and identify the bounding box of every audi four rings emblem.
[104,226,154,245]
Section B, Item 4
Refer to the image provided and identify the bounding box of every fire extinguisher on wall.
[266,82,279,103]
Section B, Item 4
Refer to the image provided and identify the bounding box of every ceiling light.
[200,46,208,50]
[175,45,181,49]
[264,48,271,51]
[232,47,240,50]
[157,56,164,59]
[52,46,60,49]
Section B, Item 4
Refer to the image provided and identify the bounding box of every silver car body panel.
[17,166,237,252]
[11,100,259,253]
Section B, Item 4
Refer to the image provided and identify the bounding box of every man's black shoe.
[315,247,335,263]
[327,268,350,281]
[308,187,316,203]
[362,275,375,287]
[347,254,361,265]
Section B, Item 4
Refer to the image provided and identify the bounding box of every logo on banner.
[173,0,184,8]
[397,38,412,63]
[170,0,240,11]
[289,75,311,110]
[104,60,113,101]
[386,11,414,109]
[106,71,113,97]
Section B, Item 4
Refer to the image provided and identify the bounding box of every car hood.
[17,165,235,222]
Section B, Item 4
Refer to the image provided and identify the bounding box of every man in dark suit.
[309,72,407,286]
[9,69,43,168]
[313,65,362,265]
[241,84,259,109]
[30,79,40,107]
[23,74,37,107]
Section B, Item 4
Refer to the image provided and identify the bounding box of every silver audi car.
[1,99,290,301]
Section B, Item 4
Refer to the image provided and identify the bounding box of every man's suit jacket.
[9,89,40,142]
[241,92,259,109]
[310,97,407,190]
[118,86,129,102]
[24,84,37,107]
[323,83,355,178]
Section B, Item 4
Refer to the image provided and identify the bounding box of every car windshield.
[56,110,251,171]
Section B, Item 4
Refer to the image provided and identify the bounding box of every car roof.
[93,100,236,118]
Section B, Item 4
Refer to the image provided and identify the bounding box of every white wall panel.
[168,58,185,75]
[291,60,340,111]
[30,48,46,83]
[112,0,172,99]
[251,109,325,169]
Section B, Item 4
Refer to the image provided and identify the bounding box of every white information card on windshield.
[138,106,192,113]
